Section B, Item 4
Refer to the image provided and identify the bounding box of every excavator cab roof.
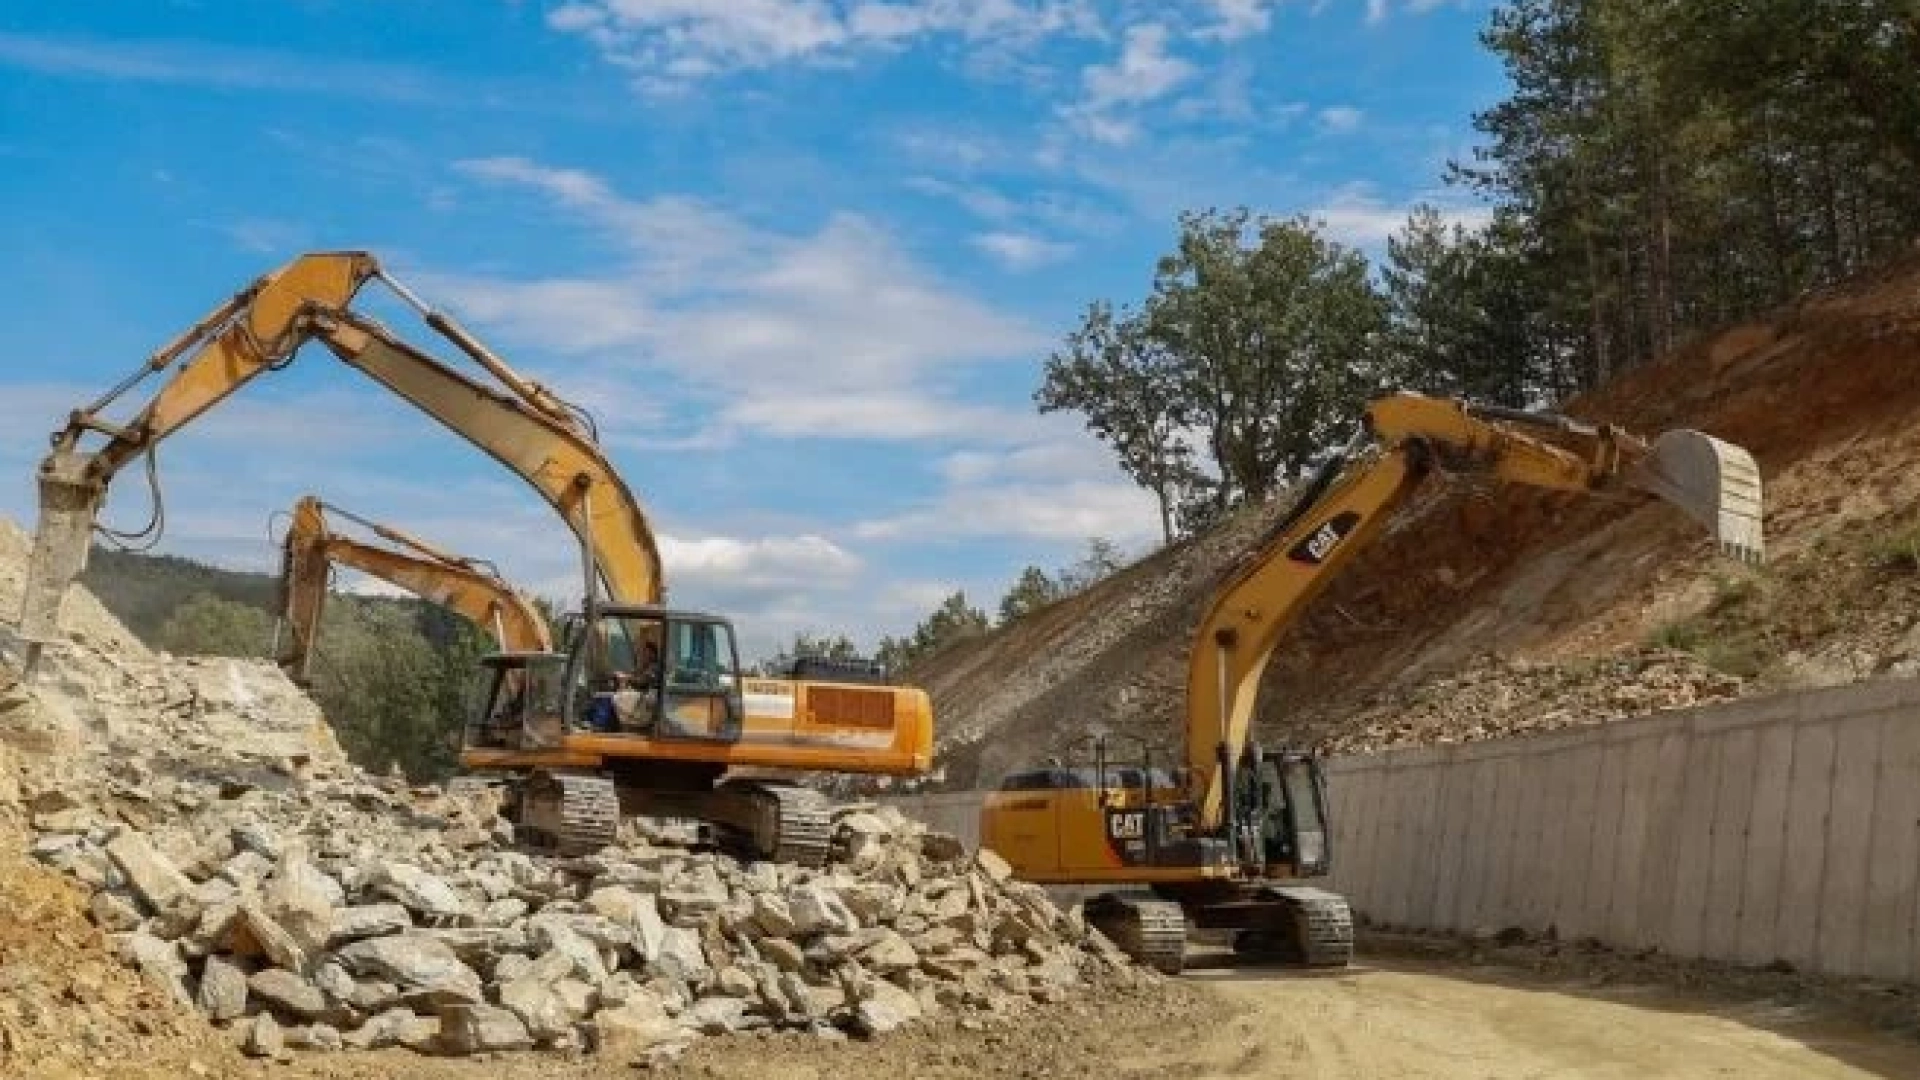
[476,649,567,669]
[585,603,735,626]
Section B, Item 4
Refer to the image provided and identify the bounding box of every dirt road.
[266,956,1920,1080]
[1162,960,1920,1080]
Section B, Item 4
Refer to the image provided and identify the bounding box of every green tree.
[1381,204,1549,406]
[997,566,1063,624]
[155,592,275,658]
[913,591,989,657]
[1145,208,1389,517]
[875,591,991,673]
[1036,300,1198,543]
[306,600,446,779]
[1056,537,1126,594]
[1454,0,1920,392]
[758,631,862,675]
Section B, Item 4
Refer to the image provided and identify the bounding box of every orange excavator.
[12,251,932,864]
[979,392,1765,972]
[272,494,553,687]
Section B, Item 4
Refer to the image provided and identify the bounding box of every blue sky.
[0,0,1509,660]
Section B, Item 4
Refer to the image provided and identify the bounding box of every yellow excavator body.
[11,250,932,866]
[980,392,1765,972]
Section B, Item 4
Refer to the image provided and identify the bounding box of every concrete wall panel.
[1863,716,1920,982]
[1701,726,1759,962]
[1777,721,1838,971]
[1664,728,1725,957]
[1737,720,1797,966]
[1816,714,1883,975]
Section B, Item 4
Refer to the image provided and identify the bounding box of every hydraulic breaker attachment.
[15,451,104,677]
[1628,430,1766,564]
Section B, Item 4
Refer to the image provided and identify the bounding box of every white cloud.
[718,391,1039,441]
[1366,0,1389,24]
[853,479,1159,544]
[660,532,861,588]
[1066,23,1196,145]
[970,231,1074,271]
[1310,181,1494,249]
[544,0,1104,91]
[217,217,310,257]
[935,431,1118,486]
[433,156,1046,417]
[905,176,1021,222]
[1194,0,1272,41]
[1318,105,1365,134]
[0,31,450,103]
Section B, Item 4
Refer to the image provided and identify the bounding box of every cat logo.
[1107,811,1145,840]
[1287,511,1361,565]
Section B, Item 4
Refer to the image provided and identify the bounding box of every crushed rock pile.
[0,520,1151,1067]
[24,776,1143,1063]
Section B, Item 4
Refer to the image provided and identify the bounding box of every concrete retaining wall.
[1326,675,1920,980]
[886,675,1920,982]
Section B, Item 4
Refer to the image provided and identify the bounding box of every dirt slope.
[921,252,1920,789]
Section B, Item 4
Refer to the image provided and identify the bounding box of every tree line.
[82,548,491,781]
[1039,0,1920,542]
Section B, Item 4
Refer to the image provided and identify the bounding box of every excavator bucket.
[1628,430,1765,564]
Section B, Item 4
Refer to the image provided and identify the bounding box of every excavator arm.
[276,495,554,686]
[15,251,661,669]
[1184,391,1766,829]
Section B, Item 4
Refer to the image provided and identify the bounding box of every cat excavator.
[979,392,1765,973]
[12,250,932,865]
[272,494,554,686]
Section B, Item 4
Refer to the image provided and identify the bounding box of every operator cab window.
[658,618,745,740]
[569,613,744,741]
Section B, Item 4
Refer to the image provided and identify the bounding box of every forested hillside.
[77,544,489,780]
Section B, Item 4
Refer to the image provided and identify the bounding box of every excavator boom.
[15,251,662,671]
[1184,392,1765,828]
[276,495,553,686]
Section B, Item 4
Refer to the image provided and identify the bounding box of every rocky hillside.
[921,251,1920,791]
[0,521,1154,1076]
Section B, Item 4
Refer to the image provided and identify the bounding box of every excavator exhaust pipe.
[1628,430,1766,565]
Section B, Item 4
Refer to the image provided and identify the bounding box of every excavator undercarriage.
[1085,883,1355,975]
[502,764,834,866]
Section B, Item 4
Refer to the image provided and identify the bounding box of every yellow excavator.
[979,392,1765,972]
[13,250,932,864]
[272,494,554,686]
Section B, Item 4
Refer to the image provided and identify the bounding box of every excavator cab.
[469,605,747,749]
[1235,749,1331,877]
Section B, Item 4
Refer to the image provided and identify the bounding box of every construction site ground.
[8,252,1920,1076]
